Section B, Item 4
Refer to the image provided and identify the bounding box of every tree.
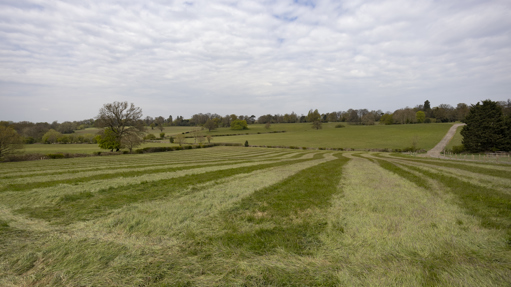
[175,134,186,146]
[380,114,393,125]
[307,109,321,122]
[206,135,212,143]
[96,128,121,151]
[169,136,174,143]
[204,119,217,132]
[312,121,322,130]
[0,125,23,160]
[416,111,426,123]
[265,122,271,129]
[42,129,62,144]
[361,113,375,125]
[155,116,165,132]
[96,101,145,149]
[461,100,508,152]
[231,120,248,130]
[190,127,202,144]
[121,133,143,153]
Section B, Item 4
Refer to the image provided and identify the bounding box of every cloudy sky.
[1,0,510,122]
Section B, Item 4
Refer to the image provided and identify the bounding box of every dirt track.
[426,123,465,158]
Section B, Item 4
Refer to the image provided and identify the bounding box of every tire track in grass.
[13,155,326,225]
[322,156,511,286]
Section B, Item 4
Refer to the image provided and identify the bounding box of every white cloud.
[1,0,510,122]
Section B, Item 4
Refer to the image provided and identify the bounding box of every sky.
[1,0,510,122]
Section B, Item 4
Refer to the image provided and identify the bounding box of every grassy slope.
[23,122,454,154]
[1,147,510,286]
[208,122,454,150]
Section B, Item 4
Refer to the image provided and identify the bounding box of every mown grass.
[13,157,321,225]
[1,148,510,286]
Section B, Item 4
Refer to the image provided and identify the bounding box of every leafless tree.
[175,134,186,146]
[96,101,146,145]
[121,133,143,154]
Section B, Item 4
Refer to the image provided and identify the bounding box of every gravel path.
[426,123,466,158]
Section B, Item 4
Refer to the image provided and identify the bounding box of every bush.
[452,145,465,154]
[160,132,165,138]
[93,151,102,156]
[335,124,345,128]
[47,153,65,159]
[244,140,249,147]
[122,151,129,154]
[144,134,156,140]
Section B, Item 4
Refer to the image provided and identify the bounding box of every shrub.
[47,153,65,159]
[160,132,165,138]
[452,145,465,154]
[169,136,174,143]
[244,140,249,147]
[144,134,156,140]
[93,151,102,156]
[335,124,345,128]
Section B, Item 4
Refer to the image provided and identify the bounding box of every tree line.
[1,99,510,159]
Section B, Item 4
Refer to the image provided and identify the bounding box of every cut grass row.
[1,148,510,286]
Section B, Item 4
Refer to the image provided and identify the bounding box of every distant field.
[1,147,509,286]
[211,122,454,150]
[23,123,455,154]
[22,142,174,155]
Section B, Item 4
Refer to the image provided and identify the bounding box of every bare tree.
[121,133,143,154]
[96,102,145,148]
[175,134,186,146]
[190,127,202,144]
[0,125,23,159]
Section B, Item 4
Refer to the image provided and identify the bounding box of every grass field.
[24,123,455,154]
[210,122,454,150]
[1,147,510,286]
[445,124,464,150]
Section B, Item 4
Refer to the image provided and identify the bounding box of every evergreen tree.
[461,100,508,152]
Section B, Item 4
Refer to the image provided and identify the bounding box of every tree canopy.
[95,101,145,150]
[461,100,510,152]
[0,125,23,160]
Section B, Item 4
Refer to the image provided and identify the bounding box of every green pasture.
[22,142,174,154]
[22,122,456,154]
[210,122,454,150]
[1,147,510,286]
